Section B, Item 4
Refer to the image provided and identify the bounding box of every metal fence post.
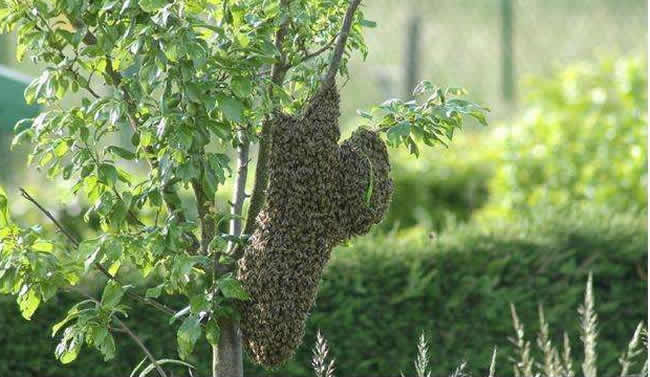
[501,0,515,103]
[404,14,421,98]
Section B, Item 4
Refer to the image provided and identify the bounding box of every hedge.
[0,205,646,377]
[380,135,494,232]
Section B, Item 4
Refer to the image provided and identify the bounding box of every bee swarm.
[237,86,393,367]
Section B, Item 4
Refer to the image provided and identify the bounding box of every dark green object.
[0,205,645,377]
[0,65,39,132]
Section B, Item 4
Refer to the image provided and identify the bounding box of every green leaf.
[218,277,250,300]
[139,0,166,12]
[98,163,118,186]
[231,77,252,98]
[190,294,210,314]
[107,146,136,160]
[205,319,221,346]
[145,284,164,298]
[0,186,11,226]
[32,240,54,252]
[387,120,411,144]
[360,19,377,28]
[177,314,202,360]
[101,281,125,308]
[357,109,373,120]
[18,288,41,320]
[216,95,244,123]
[92,327,116,361]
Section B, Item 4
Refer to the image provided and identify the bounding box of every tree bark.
[213,319,244,377]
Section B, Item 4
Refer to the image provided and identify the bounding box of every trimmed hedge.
[0,205,646,376]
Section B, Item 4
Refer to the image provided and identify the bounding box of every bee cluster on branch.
[237,85,393,367]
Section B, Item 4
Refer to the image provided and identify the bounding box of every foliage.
[0,204,645,376]
[481,55,647,219]
[0,0,488,373]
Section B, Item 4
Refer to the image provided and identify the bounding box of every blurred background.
[0,0,647,376]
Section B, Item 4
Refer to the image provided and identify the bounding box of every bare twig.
[298,33,338,64]
[115,316,169,377]
[20,188,80,247]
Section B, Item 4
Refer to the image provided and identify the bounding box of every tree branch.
[228,133,249,250]
[191,177,215,255]
[241,0,291,241]
[323,0,363,88]
[19,188,176,318]
[20,188,80,247]
[114,316,169,377]
[298,33,338,64]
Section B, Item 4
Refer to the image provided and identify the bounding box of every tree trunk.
[212,319,243,377]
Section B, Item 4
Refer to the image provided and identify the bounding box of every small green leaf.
[218,277,250,300]
[146,284,164,298]
[32,240,54,252]
[139,0,166,12]
[98,163,118,186]
[387,120,411,144]
[190,294,210,314]
[216,95,244,123]
[205,319,221,346]
[0,187,11,226]
[177,314,202,360]
[18,288,41,320]
[101,281,125,308]
[107,146,136,160]
[360,19,377,28]
[231,77,252,98]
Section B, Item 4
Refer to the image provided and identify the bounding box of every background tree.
[0,0,487,376]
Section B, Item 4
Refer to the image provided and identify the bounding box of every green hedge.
[0,205,646,376]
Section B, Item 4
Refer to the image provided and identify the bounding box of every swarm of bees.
[237,86,393,367]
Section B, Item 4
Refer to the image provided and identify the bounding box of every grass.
[312,273,648,377]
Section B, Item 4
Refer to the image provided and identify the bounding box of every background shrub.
[1,205,645,377]
[480,56,647,220]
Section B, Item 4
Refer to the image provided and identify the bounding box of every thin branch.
[323,0,363,88]
[114,316,169,377]
[19,188,177,318]
[228,132,250,249]
[71,288,168,377]
[191,178,215,255]
[298,33,338,64]
[20,188,80,247]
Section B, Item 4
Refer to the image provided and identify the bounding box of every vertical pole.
[0,34,8,65]
[501,0,515,103]
[404,14,420,98]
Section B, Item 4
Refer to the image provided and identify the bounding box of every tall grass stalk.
[312,330,335,377]
[313,274,647,377]
[579,273,598,377]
